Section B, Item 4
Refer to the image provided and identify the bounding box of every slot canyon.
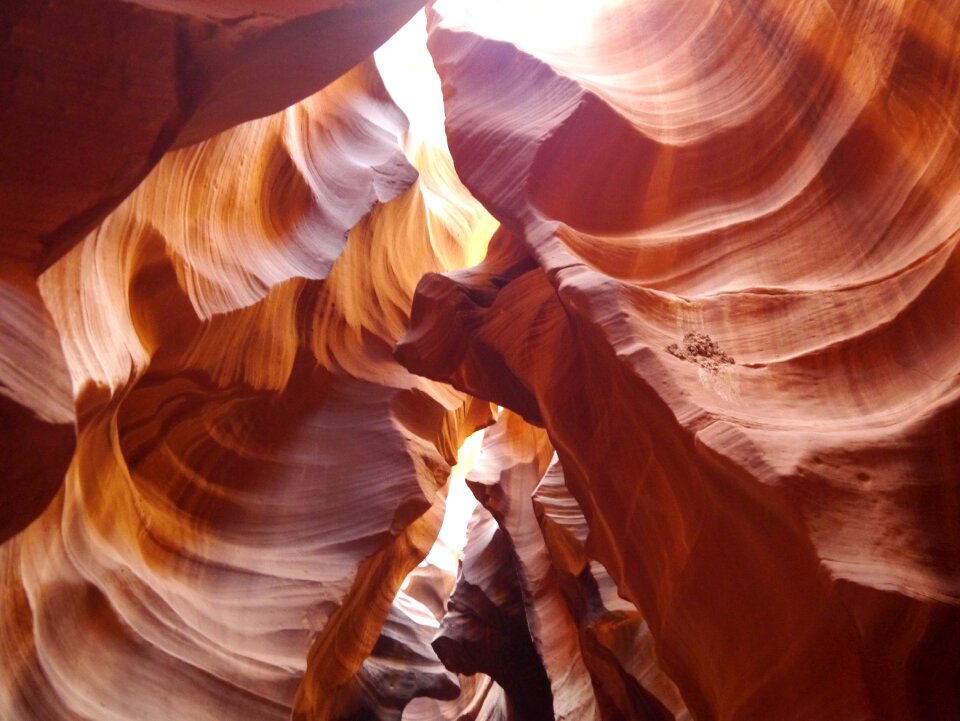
[2,1,959,719]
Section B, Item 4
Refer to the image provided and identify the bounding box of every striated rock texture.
[0,0,428,545]
[1,0,426,268]
[396,2,960,720]
[433,503,555,721]
[3,1,960,721]
[532,458,690,721]
[461,411,685,721]
[2,11,499,718]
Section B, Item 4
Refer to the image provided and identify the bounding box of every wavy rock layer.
[533,459,689,721]
[0,271,75,542]
[1,0,425,268]
[463,411,687,721]
[1,28,498,720]
[397,2,960,720]
[4,2,960,720]
[0,0,428,546]
[433,503,555,721]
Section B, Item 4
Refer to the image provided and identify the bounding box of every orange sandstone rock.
[3,1,960,720]
[396,3,960,719]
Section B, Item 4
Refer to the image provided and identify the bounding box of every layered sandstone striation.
[3,7,495,717]
[3,1,960,720]
[397,2,960,720]
[0,0,427,543]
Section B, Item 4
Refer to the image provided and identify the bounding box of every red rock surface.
[396,2,960,720]
[2,11,496,717]
[0,0,426,544]
[3,1,960,720]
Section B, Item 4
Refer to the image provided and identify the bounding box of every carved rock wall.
[398,2,960,720]
[2,1,959,720]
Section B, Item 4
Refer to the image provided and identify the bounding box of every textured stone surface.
[396,3,960,720]
[1,0,425,268]
[0,0,427,546]
[1,14,496,718]
[3,2,960,720]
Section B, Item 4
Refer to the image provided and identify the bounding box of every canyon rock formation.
[2,1,959,720]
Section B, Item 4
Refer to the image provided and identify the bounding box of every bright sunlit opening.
[429,428,484,567]
[402,428,485,590]
[373,11,447,160]
[431,0,629,52]
[374,11,499,270]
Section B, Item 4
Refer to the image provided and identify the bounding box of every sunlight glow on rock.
[431,0,631,52]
